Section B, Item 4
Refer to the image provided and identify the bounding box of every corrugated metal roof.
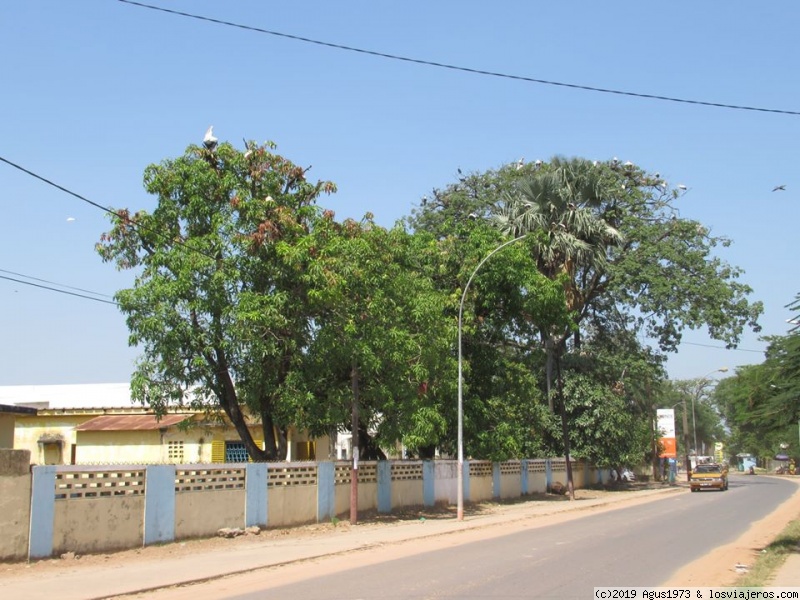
[76,414,193,431]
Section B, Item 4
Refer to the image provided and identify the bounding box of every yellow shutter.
[249,436,264,462]
[211,439,225,463]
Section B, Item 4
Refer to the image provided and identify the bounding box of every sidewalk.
[1,481,797,599]
[771,552,800,586]
[0,486,682,600]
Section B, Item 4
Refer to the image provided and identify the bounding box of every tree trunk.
[215,372,271,462]
[555,356,575,501]
[350,362,360,525]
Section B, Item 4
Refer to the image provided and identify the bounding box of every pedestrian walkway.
[0,480,797,599]
[770,552,800,586]
[0,486,680,600]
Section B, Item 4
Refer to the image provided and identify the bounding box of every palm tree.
[493,156,624,406]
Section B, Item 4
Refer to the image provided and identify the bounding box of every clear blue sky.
[2,1,798,386]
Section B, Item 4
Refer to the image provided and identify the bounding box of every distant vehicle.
[690,463,728,492]
[611,468,636,482]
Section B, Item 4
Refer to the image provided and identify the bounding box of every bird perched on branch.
[203,126,218,150]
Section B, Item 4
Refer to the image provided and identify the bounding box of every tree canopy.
[99,143,764,469]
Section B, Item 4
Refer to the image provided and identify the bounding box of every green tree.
[297,217,455,459]
[97,139,336,461]
[409,156,763,364]
[554,373,652,471]
[453,225,572,460]
[670,378,727,457]
[715,296,800,460]
[493,157,624,404]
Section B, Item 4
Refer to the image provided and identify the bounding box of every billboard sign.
[656,408,677,458]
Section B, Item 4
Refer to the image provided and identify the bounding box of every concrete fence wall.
[0,452,607,562]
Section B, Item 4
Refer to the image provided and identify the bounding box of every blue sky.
[2,1,798,386]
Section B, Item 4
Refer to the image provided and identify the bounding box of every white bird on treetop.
[203,126,218,149]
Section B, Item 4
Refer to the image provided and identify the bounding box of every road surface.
[133,475,797,599]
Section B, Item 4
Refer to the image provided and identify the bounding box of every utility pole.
[682,396,691,481]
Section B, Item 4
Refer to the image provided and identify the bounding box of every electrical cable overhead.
[0,268,116,299]
[118,0,800,117]
[0,154,219,263]
[0,274,119,305]
[680,340,764,354]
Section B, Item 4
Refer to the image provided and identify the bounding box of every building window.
[225,441,248,463]
[167,440,184,463]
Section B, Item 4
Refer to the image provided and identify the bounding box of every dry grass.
[735,519,800,587]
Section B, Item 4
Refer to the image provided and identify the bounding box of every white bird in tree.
[203,126,218,149]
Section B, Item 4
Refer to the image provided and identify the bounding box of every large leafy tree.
[408,156,763,362]
[452,224,572,460]
[296,217,455,459]
[97,139,336,460]
[493,157,624,403]
[715,295,800,459]
[406,156,761,468]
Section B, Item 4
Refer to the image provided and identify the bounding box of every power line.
[0,268,115,299]
[0,155,118,217]
[0,154,219,262]
[0,274,119,305]
[681,340,764,354]
[118,0,800,117]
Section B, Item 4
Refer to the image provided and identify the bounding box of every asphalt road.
[162,476,799,599]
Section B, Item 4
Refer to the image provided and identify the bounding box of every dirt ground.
[3,477,799,589]
[0,484,653,579]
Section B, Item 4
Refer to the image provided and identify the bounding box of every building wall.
[14,414,89,464]
[0,414,16,448]
[0,450,31,561]
[75,429,216,465]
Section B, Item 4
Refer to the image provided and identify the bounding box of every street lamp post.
[680,398,692,481]
[685,367,728,480]
[691,367,728,458]
[457,234,527,521]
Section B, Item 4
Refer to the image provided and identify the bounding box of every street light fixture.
[457,234,527,521]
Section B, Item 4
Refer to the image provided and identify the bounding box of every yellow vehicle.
[690,463,729,492]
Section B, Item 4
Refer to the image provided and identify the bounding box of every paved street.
[2,475,798,600]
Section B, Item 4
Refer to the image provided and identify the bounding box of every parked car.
[690,463,728,492]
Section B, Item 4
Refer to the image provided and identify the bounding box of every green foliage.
[98,140,765,469]
[297,218,455,456]
[98,139,338,460]
[551,374,652,469]
[715,298,800,460]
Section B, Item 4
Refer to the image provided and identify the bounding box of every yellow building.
[2,384,327,465]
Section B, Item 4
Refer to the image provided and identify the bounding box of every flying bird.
[772,185,786,192]
[203,126,218,149]
[66,217,76,222]
[677,184,687,190]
